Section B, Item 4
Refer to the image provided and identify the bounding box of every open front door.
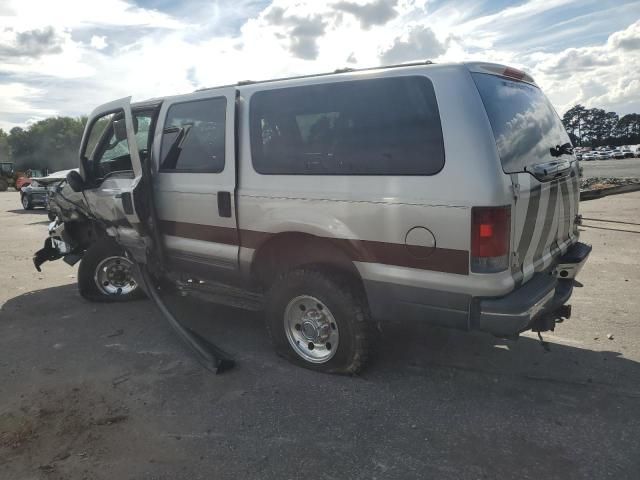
[79,97,157,263]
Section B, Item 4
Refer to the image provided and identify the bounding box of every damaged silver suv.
[35,62,590,374]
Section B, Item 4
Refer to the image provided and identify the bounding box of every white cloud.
[528,20,640,114]
[0,83,56,131]
[90,35,108,50]
[380,25,446,64]
[0,0,639,130]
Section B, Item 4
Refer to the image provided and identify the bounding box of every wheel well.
[252,232,363,288]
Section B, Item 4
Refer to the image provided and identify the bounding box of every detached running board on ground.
[138,266,235,374]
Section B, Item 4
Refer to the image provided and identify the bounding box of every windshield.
[472,73,571,174]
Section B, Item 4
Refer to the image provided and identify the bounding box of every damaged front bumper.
[33,220,82,271]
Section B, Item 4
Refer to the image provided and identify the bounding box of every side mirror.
[66,170,85,192]
[113,119,128,142]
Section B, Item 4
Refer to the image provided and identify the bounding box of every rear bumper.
[363,242,591,337]
[475,242,591,336]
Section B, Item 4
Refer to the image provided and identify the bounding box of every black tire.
[47,210,57,221]
[0,178,8,192]
[78,239,145,302]
[265,269,370,374]
[21,194,33,210]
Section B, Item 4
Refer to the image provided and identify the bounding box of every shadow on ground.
[1,284,639,479]
[6,208,48,215]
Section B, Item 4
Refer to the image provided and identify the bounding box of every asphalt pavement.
[1,191,639,479]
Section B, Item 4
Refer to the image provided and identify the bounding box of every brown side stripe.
[159,220,238,245]
[159,220,469,275]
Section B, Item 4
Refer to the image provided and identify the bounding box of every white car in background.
[582,152,596,161]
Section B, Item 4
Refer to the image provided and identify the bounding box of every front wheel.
[265,269,370,374]
[21,194,33,210]
[78,240,144,302]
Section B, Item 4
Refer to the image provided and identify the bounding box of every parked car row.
[577,147,638,161]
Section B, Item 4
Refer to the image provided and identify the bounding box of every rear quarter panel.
[236,65,515,296]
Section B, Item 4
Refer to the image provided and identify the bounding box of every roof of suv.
[133,60,536,107]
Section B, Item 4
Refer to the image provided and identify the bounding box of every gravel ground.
[581,157,640,179]
[1,191,640,479]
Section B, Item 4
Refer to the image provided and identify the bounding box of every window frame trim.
[248,75,446,176]
[158,96,228,174]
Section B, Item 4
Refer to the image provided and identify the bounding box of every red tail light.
[471,206,511,273]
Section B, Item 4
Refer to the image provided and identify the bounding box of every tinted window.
[160,97,226,172]
[472,73,571,174]
[250,76,444,175]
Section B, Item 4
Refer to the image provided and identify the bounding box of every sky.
[0,0,639,131]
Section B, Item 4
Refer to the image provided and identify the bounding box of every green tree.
[0,129,9,162]
[561,104,587,145]
[7,117,87,171]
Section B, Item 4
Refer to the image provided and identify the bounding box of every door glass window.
[160,97,227,172]
[84,111,153,183]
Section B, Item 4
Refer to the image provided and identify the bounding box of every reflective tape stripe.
[515,184,541,269]
[525,184,548,279]
[533,182,558,263]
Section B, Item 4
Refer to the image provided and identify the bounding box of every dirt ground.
[1,191,639,480]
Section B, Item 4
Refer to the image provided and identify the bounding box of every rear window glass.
[249,76,444,175]
[472,73,571,174]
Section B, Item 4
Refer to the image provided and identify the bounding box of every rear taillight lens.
[471,206,511,273]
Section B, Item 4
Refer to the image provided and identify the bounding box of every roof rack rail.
[196,60,435,92]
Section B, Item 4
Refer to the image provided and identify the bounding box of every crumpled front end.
[33,220,85,271]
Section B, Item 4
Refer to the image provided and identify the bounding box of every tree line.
[562,105,640,148]
[0,116,87,173]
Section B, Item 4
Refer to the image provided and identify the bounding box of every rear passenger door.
[153,88,238,272]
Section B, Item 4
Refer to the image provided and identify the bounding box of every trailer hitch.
[137,265,235,374]
[531,304,572,351]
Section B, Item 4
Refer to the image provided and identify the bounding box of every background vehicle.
[612,150,626,159]
[582,152,596,161]
[20,170,69,212]
[20,180,48,210]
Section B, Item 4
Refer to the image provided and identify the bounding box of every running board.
[138,266,235,374]
[174,278,264,312]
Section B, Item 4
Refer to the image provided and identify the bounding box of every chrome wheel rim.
[94,256,137,296]
[284,295,339,364]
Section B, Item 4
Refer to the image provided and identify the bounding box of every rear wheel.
[21,194,32,210]
[0,178,8,191]
[78,240,144,302]
[265,269,370,374]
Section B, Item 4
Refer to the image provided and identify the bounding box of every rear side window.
[249,76,444,175]
[472,73,571,174]
[160,97,226,172]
